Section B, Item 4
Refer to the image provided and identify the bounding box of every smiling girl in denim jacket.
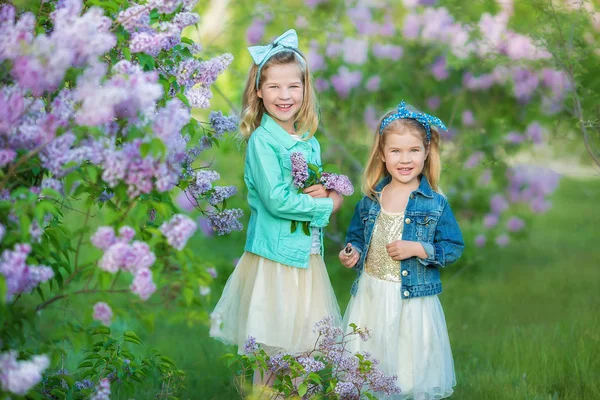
[210,30,343,370]
[339,101,464,399]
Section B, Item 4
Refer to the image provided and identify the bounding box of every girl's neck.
[387,177,420,194]
[268,113,296,134]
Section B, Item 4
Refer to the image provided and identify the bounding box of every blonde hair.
[239,51,319,140]
[362,111,442,199]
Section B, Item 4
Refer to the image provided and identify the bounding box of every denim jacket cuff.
[417,241,441,266]
[309,197,333,228]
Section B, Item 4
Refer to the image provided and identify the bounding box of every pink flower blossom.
[331,66,362,98]
[93,302,113,326]
[474,234,486,247]
[0,350,49,396]
[365,76,381,92]
[130,268,156,300]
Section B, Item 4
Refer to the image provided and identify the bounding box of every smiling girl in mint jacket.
[210,30,343,369]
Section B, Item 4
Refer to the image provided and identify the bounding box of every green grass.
[25,177,600,399]
[126,177,599,399]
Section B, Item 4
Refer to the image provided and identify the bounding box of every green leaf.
[176,92,191,108]
[92,326,111,335]
[290,220,297,233]
[302,221,310,236]
[124,330,143,343]
[0,276,6,305]
[77,361,94,369]
[140,142,151,158]
[183,287,194,305]
[298,383,308,396]
[180,37,195,45]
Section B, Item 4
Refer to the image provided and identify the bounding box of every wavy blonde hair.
[239,51,319,140]
[362,111,442,200]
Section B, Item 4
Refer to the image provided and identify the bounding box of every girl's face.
[257,63,304,133]
[381,131,427,188]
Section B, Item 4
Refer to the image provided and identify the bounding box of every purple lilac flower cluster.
[208,185,237,206]
[244,336,260,354]
[0,243,54,301]
[290,152,309,189]
[93,302,113,327]
[0,350,50,396]
[159,214,198,250]
[316,316,400,398]
[91,226,157,300]
[209,111,238,138]
[474,165,560,248]
[207,209,244,236]
[244,316,400,398]
[321,172,355,196]
[290,152,354,196]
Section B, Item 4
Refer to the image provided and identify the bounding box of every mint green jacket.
[243,114,334,268]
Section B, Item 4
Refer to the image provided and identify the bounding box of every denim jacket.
[345,175,464,299]
[243,114,334,268]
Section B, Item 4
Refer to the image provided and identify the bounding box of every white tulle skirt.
[343,272,456,400]
[210,252,342,356]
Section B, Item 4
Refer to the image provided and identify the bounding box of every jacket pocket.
[415,215,437,242]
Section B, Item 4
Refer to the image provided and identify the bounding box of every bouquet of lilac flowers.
[290,152,354,235]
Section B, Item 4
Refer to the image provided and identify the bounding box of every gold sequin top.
[365,209,404,282]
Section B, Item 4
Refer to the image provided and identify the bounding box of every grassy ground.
[27,176,600,399]
[128,177,600,399]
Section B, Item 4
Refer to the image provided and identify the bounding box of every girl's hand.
[304,184,328,198]
[328,190,343,213]
[339,243,359,268]
[386,240,425,261]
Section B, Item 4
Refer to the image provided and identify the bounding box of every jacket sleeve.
[246,133,333,228]
[344,200,366,257]
[417,200,464,267]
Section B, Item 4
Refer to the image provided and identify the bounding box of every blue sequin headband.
[379,100,448,142]
[247,29,306,90]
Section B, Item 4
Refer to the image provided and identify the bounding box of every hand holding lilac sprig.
[290,152,354,235]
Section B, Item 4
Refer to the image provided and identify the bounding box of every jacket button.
[403,290,410,297]
[402,270,408,277]
[405,218,411,224]
[410,194,415,199]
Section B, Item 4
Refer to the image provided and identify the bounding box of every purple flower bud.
[91,227,116,250]
[160,214,198,250]
[130,268,156,300]
[92,302,113,326]
[474,234,486,247]
[495,234,509,247]
[506,216,525,232]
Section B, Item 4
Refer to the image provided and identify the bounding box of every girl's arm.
[416,201,464,267]
[246,133,334,228]
[343,201,366,259]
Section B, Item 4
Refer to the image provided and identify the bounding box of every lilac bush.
[0,0,242,397]
[228,316,400,399]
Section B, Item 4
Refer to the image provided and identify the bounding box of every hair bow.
[379,100,448,142]
[247,29,304,89]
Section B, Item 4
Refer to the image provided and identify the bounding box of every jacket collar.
[374,174,435,199]
[260,113,298,149]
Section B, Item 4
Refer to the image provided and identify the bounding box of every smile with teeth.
[276,104,293,110]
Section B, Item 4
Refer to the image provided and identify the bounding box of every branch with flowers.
[225,316,400,399]
[0,0,243,397]
[290,152,354,235]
